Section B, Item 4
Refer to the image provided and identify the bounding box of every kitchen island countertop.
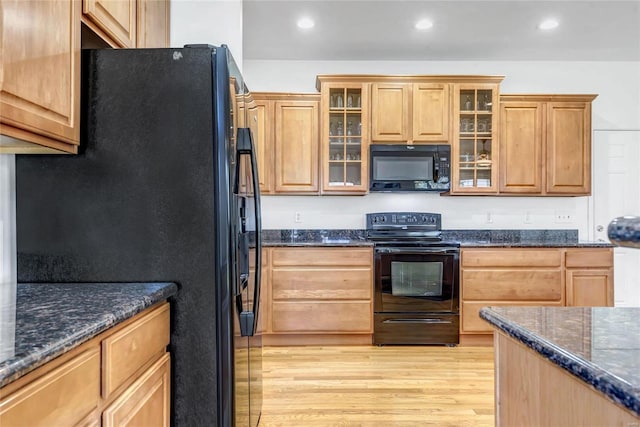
[0,282,178,388]
[480,306,640,417]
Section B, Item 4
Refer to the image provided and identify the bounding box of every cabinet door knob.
[596,225,604,232]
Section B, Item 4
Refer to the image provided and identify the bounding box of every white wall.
[243,60,640,233]
[170,0,243,70]
[0,155,16,286]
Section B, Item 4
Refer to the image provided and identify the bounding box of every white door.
[590,130,640,307]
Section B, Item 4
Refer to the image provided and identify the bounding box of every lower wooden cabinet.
[460,247,614,345]
[0,347,101,426]
[565,248,614,307]
[0,303,171,426]
[263,247,373,345]
[102,353,170,427]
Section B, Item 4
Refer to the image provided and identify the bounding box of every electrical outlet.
[524,211,533,224]
[555,211,574,223]
[485,212,493,224]
[294,212,302,223]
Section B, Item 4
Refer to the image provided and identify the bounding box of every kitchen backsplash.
[0,155,16,286]
[261,193,589,235]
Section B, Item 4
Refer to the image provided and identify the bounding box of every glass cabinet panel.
[453,85,499,193]
[322,84,368,193]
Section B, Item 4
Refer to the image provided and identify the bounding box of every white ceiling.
[242,0,640,61]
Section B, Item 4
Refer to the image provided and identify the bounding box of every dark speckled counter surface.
[480,306,640,417]
[0,282,178,388]
[261,229,611,248]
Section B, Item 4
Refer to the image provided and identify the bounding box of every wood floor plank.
[260,346,495,426]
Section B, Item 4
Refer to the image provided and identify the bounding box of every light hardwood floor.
[260,345,495,426]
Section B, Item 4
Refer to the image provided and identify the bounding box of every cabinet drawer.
[272,268,372,300]
[462,301,563,333]
[565,249,613,268]
[102,353,171,427]
[271,301,372,333]
[462,249,561,267]
[463,270,563,301]
[272,247,372,267]
[0,347,100,426]
[102,303,170,398]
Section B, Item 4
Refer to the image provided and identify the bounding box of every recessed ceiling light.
[415,19,434,31]
[297,17,315,30]
[538,19,559,30]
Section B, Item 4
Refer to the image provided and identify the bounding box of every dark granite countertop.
[480,306,640,417]
[0,282,178,388]
[262,229,373,247]
[261,229,612,248]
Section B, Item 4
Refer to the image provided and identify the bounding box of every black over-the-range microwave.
[369,144,450,192]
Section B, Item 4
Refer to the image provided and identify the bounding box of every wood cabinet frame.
[499,94,597,196]
[0,0,82,153]
[251,93,321,195]
[319,82,370,194]
[0,303,171,426]
[262,247,374,346]
[460,247,614,346]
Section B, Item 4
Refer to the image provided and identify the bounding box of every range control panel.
[366,212,442,230]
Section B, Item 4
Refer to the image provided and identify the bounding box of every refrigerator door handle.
[235,127,262,337]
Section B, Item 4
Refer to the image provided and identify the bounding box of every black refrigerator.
[15,45,262,426]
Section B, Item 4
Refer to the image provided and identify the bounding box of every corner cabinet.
[450,80,502,194]
[499,94,596,195]
[320,82,370,193]
[0,0,81,154]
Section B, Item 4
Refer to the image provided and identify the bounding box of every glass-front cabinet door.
[320,82,369,193]
[451,83,500,193]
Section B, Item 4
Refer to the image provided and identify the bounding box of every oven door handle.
[375,247,458,254]
[383,318,453,324]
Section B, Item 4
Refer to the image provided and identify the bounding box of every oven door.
[374,246,459,313]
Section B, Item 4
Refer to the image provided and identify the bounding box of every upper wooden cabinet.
[82,0,137,48]
[0,0,169,154]
[370,82,450,143]
[247,98,273,194]
[137,0,170,48]
[319,81,370,194]
[371,83,410,142]
[450,80,502,194]
[0,0,81,153]
[252,93,320,195]
[499,94,597,195]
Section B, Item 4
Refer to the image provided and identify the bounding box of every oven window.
[391,261,443,297]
